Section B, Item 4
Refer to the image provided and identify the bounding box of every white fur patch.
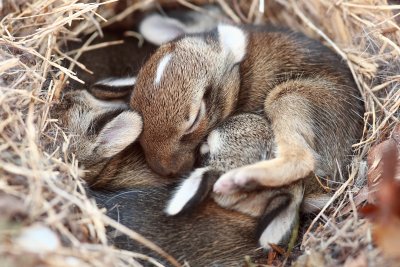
[217,24,247,63]
[259,0,265,13]
[155,54,172,85]
[95,77,136,87]
[200,143,210,155]
[258,204,297,249]
[165,167,209,216]
[207,130,222,154]
[82,91,127,110]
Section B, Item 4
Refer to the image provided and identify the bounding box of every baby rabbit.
[65,4,225,100]
[127,19,364,196]
[51,90,264,266]
[165,113,329,249]
[139,4,225,46]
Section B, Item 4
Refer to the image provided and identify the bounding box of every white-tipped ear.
[165,167,209,216]
[258,207,297,249]
[258,193,302,249]
[218,24,247,63]
[140,14,187,45]
[94,77,136,88]
[82,91,128,110]
[90,77,136,101]
[95,111,143,158]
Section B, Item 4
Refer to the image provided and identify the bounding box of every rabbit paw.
[213,166,259,195]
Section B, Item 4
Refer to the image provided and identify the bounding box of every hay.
[0,0,398,267]
[0,1,180,266]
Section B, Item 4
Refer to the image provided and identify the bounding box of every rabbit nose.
[150,161,174,176]
[147,155,194,177]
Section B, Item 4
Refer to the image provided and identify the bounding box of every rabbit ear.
[94,111,143,158]
[140,14,187,45]
[256,193,300,250]
[165,168,219,216]
[90,77,136,100]
[218,24,247,64]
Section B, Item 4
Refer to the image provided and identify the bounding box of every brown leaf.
[366,128,400,205]
[363,131,400,259]
[376,139,400,221]
[269,243,286,255]
[359,203,379,220]
[267,249,277,265]
[364,138,400,220]
[373,218,400,259]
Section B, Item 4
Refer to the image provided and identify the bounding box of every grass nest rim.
[0,0,399,266]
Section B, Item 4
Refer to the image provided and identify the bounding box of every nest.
[0,0,398,266]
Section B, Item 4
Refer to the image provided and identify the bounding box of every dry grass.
[257,1,400,266]
[0,0,398,266]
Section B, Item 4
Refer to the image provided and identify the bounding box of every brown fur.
[52,90,264,266]
[166,113,329,248]
[53,13,270,266]
[130,25,364,193]
[52,17,362,264]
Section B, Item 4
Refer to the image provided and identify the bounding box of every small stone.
[16,224,60,253]
[65,257,84,267]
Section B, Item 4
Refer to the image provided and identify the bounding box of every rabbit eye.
[185,100,205,135]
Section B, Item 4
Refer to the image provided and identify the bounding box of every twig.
[216,0,241,23]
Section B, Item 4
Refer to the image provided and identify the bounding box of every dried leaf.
[269,243,286,255]
[366,125,400,204]
[267,249,277,265]
[362,132,400,258]
[373,218,400,259]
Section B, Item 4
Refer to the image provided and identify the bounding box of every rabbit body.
[129,22,363,199]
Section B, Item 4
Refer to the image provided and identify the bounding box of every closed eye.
[185,100,205,134]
